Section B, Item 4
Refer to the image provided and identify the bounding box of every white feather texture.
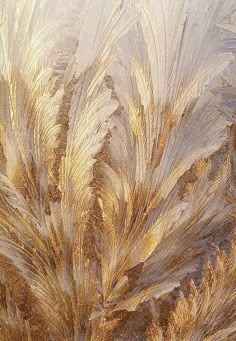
[0,0,235,339]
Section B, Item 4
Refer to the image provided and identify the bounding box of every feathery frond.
[0,0,235,339]
[163,241,236,340]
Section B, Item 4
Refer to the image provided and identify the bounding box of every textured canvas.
[0,0,235,340]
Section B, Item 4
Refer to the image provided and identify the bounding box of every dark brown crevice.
[0,256,50,340]
[177,165,198,199]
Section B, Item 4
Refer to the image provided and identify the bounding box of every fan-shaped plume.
[148,240,236,341]
[0,0,235,340]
